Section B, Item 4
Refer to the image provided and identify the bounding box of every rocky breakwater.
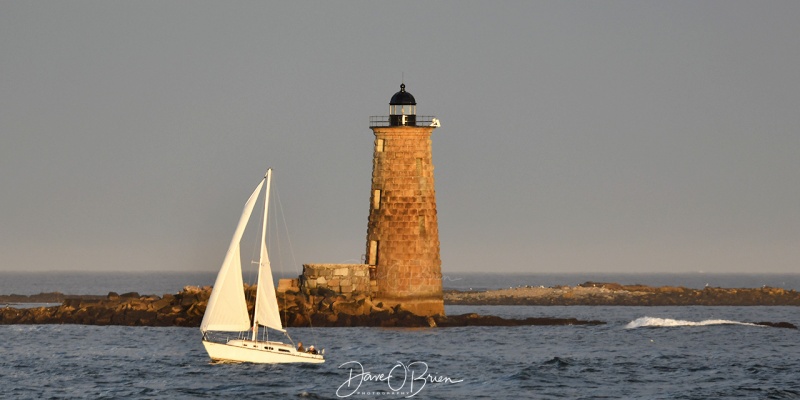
[1,285,604,328]
[1,287,210,327]
[444,282,800,306]
[279,287,604,328]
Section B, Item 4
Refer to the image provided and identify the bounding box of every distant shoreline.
[2,272,800,297]
[4,281,800,306]
[444,282,800,306]
[1,293,105,304]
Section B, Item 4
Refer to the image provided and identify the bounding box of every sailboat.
[200,169,324,364]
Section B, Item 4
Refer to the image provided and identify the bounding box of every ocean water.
[1,305,798,399]
[2,274,799,398]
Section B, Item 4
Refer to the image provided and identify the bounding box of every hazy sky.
[1,1,798,274]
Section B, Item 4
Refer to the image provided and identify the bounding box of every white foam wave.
[625,316,762,329]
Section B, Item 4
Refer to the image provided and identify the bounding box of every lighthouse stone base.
[276,264,444,317]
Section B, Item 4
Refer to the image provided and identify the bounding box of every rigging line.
[271,183,301,341]
[274,189,319,346]
[272,188,292,333]
[275,189,301,276]
[271,186,283,277]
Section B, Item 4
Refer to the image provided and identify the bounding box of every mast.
[251,169,272,341]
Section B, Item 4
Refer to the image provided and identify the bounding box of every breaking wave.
[625,316,762,329]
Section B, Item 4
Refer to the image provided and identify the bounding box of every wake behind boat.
[200,169,324,364]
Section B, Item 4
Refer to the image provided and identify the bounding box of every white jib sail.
[253,169,285,332]
[200,178,266,333]
[254,241,284,332]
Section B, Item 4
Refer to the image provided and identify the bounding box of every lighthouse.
[365,83,444,316]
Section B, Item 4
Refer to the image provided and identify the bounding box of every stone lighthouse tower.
[365,83,444,316]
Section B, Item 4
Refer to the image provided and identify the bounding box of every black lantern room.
[389,83,416,126]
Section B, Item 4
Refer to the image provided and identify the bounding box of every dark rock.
[125,310,157,326]
[331,299,369,316]
[309,287,336,298]
[63,298,82,308]
[151,298,172,312]
[156,313,176,326]
[180,294,197,307]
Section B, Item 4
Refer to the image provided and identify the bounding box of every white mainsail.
[200,179,265,333]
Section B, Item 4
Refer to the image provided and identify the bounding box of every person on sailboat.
[297,342,305,352]
[308,345,317,355]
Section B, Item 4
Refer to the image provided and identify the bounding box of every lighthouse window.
[376,139,384,152]
[390,105,415,115]
[368,240,379,265]
[373,189,381,209]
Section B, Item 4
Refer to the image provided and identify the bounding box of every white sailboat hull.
[202,339,324,364]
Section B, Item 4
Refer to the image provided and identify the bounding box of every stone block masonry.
[299,264,374,297]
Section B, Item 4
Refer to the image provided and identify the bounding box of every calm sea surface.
[2,273,799,398]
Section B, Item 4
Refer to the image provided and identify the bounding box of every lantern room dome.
[390,83,416,105]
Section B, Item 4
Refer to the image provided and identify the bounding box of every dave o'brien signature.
[336,360,463,398]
